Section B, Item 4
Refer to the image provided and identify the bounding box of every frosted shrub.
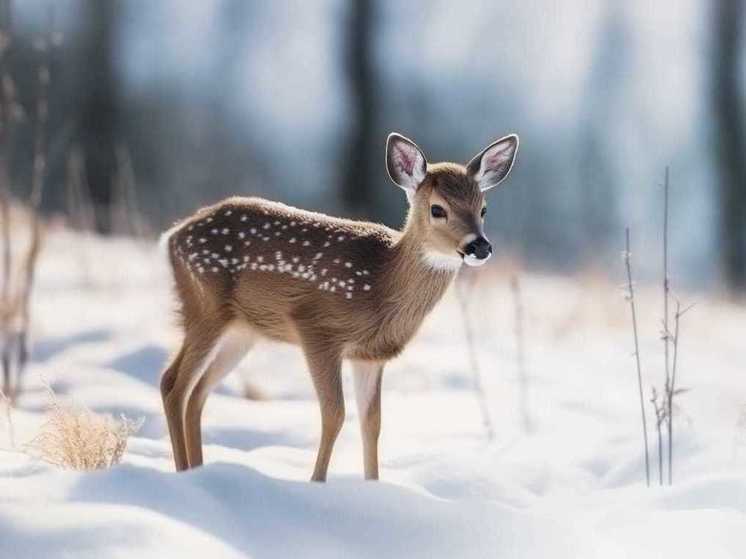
[26,395,142,470]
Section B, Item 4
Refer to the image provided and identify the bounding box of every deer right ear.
[386,133,427,195]
[467,134,519,192]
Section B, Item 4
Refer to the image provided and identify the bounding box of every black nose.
[464,237,492,259]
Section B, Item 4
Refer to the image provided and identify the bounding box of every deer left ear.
[386,133,428,195]
[467,134,519,192]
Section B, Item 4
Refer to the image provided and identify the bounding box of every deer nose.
[464,236,492,260]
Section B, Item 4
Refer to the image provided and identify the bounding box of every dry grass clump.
[26,395,142,470]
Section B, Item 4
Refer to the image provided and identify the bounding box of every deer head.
[386,132,518,269]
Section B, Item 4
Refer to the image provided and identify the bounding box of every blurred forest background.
[1,0,745,292]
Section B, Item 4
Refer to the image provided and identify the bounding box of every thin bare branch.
[624,227,650,486]
[663,166,673,485]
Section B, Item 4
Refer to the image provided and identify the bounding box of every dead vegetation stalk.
[662,166,672,485]
[624,227,650,486]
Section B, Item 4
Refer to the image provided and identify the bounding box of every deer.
[160,132,519,481]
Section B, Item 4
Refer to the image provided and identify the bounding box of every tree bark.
[712,0,746,292]
[341,0,377,217]
[79,0,118,234]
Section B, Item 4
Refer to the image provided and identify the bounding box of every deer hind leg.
[352,360,384,480]
[161,345,188,471]
[184,322,255,469]
[301,339,344,482]
[161,324,224,472]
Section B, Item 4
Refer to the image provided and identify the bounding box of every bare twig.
[663,166,673,485]
[624,228,650,486]
[667,298,693,485]
[650,386,666,486]
[455,272,494,442]
[662,166,672,484]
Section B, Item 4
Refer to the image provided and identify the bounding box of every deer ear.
[467,134,519,191]
[386,133,428,194]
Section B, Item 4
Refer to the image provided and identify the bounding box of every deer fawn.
[160,132,519,480]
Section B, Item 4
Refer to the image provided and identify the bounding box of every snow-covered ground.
[1,230,745,558]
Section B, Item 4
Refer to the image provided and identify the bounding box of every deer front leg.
[352,360,384,480]
[302,340,345,482]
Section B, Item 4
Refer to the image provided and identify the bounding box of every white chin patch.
[462,253,490,267]
[421,250,463,271]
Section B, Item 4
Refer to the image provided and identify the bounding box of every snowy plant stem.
[625,228,650,487]
[662,167,672,485]
[657,415,663,485]
[669,301,688,485]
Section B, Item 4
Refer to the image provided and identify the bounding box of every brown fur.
[160,138,517,480]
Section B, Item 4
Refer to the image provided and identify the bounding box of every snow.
[1,230,745,558]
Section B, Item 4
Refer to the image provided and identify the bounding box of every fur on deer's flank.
[160,131,519,480]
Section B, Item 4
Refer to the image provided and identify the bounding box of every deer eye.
[430,205,447,219]
[480,207,487,218]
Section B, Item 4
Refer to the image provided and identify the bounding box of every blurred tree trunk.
[341,0,377,217]
[577,5,625,257]
[712,0,746,292]
[79,0,118,234]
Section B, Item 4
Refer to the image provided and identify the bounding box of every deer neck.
[381,217,460,318]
